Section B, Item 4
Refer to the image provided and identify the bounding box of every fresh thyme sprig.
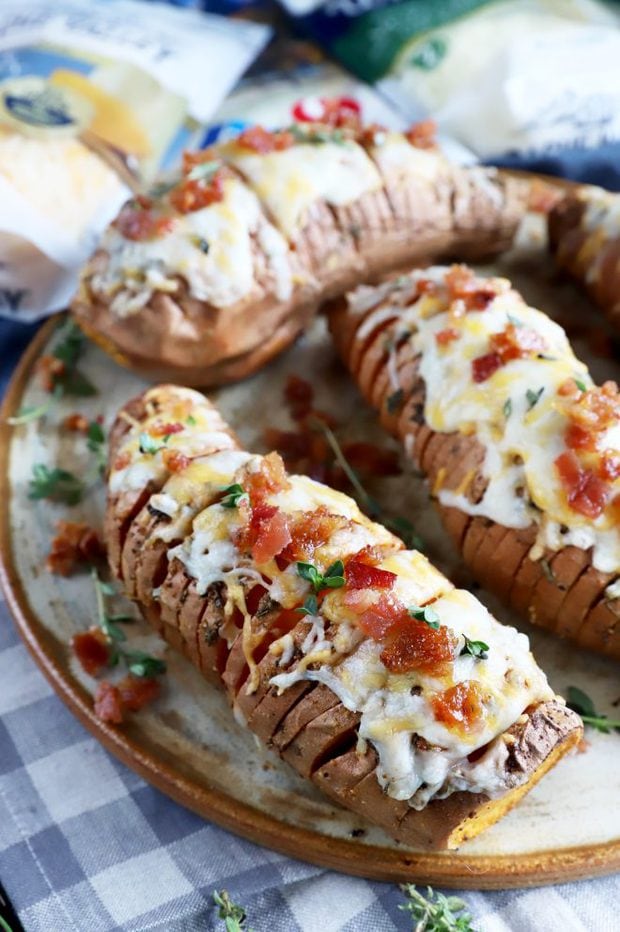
[309,416,424,551]
[86,420,107,476]
[28,464,85,505]
[212,890,251,932]
[8,320,96,426]
[297,559,345,593]
[409,605,440,629]
[460,636,489,660]
[399,885,477,931]
[92,569,166,676]
[567,686,620,734]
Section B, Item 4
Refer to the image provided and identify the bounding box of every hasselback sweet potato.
[549,185,620,329]
[73,122,526,387]
[105,384,581,850]
[329,264,620,660]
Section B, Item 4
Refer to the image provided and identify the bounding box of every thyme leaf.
[213,890,250,932]
[220,483,249,509]
[399,884,477,931]
[460,635,489,660]
[409,605,440,629]
[525,386,544,410]
[567,685,620,734]
[28,464,84,505]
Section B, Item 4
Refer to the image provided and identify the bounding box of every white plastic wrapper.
[0,0,270,322]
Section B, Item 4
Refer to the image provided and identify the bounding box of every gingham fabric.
[1,325,619,932]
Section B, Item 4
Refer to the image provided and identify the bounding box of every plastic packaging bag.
[0,0,270,322]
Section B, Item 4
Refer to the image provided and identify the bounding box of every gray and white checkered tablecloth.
[1,327,619,932]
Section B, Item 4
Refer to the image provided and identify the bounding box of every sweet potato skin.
[328,294,620,661]
[105,387,582,850]
[74,144,526,387]
[549,190,620,330]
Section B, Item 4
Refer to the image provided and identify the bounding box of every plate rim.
[2,282,620,891]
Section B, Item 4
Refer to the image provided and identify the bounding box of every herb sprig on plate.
[567,686,620,734]
[8,320,96,426]
[93,569,166,677]
[400,884,477,931]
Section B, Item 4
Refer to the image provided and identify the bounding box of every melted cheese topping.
[226,139,382,240]
[90,177,292,316]
[370,132,445,184]
[348,267,620,573]
[109,387,556,809]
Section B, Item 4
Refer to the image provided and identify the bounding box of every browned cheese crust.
[328,292,620,660]
[105,389,582,850]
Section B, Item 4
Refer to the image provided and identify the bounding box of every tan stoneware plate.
[2,200,620,890]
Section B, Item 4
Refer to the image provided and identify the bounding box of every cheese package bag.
[0,0,270,321]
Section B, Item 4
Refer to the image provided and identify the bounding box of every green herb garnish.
[186,159,220,182]
[220,483,249,509]
[409,605,440,629]
[186,414,197,426]
[503,398,512,419]
[460,635,489,660]
[574,378,587,393]
[8,320,96,425]
[139,432,166,455]
[92,569,165,676]
[297,559,345,593]
[399,884,476,931]
[193,236,210,254]
[296,594,319,616]
[28,464,84,505]
[525,387,544,410]
[86,420,107,475]
[567,686,620,734]
[213,890,250,932]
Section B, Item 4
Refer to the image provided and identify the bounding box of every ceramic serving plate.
[1,206,620,890]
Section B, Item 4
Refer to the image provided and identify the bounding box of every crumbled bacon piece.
[236,125,295,153]
[600,452,620,482]
[149,421,184,437]
[558,378,584,398]
[162,449,191,473]
[252,507,291,565]
[244,451,290,501]
[435,328,460,347]
[380,618,459,674]
[169,171,225,214]
[346,560,396,590]
[63,413,90,433]
[490,323,547,363]
[432,681,484,732]
[405,119,437,150]
[555,450,610,519]
[182,149,217,174]
[315,96,362,130]
[341,442,400,478]
[568,381,620,433]
[472,352,502,383]
[358,122,388,147]
[565,422,595,452]
[73,629,110,676]
[281,506,349,563]
[94,681,124,723]
[445,265,498,311]
[285,375,314,421]
[114,200,175,241]
[47,521,105,576]
[117,676,161,712]
[36,355,65,392]
[356,593,404,640]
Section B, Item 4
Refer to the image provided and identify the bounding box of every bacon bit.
[161,449,191,473]
[435,327,460,347]
[63,413,90,433]
[281,506,348,562]
[341,442,400,478]
[490,323,547,363]
[472,352,502,383]
[47,521,105,576]
[405,119,437,150]
[431,681,484,732]
[600,452,620,482]
[555,450,610,519]
[94,681,124,723]
[114,202,175,241]
[252,508,291,565]
[558,378,584,398]
[236,125,295,153]
[445,265,498,311]
[36,355,65,392]
[73,629,110,676]
[380,617,458,674]
[285,374,314,421]
[245,451,290,501]
[117,676,161,712]
[568,381,620,433]
[357,593,404,640]
[149,421,184,437]
[113,450,131,471]
[182,148,217,174]
[346,560,397,590]
[565,422,595,452]
[169,171,225,214]
[358,122,388,147]
[416,278,438,295]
